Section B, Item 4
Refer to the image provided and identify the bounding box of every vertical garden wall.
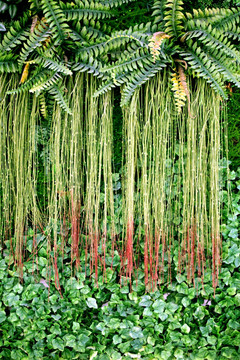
[0,1,240,359]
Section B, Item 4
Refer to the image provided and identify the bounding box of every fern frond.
[74,40,108,60]
[0,13,30,52]
[164,0,185,38]
[184,8,230,30]
[48,84,72,115]
[212,7,240,31]
[184,26,240,63]
[7,69,51,94]
[69,21,110,44]
[99,0,137,6]
[68,27,86,43]
[171,70,187,113]
[101,47,153,74]
[105,32,148,48]
[72,58,102,76]
[152,0,167,26]
[41,0,69,42]
[99,0,136,7]
[225,29,240,41]
[199,48,240,88]
[0,54,20,73]
[29,71,62,93]
[39,92,48,118]
[19,22,51,62]
[121,60,167,106]
[148,31,170,62]
[94,73,127,97]
[60,0,112,21]
[34,55,72,75]
[180,44,227,99]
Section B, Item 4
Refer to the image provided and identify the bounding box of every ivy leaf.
[200,326,209,337]
[113,335,122,345]
[207,335,217,345]
[129,326,144,339]
[166,302,179,313]
[72,322,80,332]
[0,310,6,323]
[228,228,238,239]
[152,299,165,313]
[0,23,6,31]
[139,295,152,307]
[64,334,76,348]
[228,319,240,330]
[52,338,64,351]
[8,4,17,18]
[181,297,190,307]
[86,297,98,309]
[181,324,190,334]
[16,307,28,320]
[143,307,153,316]
[227,287,236,295]
[78,334,90,347]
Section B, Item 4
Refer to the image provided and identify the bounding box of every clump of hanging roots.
[122,71,226,292]
[47,73,115,287]
[0,71,227,292]
[0,74,40,275]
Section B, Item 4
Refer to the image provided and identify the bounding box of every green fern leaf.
[0,54,20,73]
[41,0,69,42]
[180,45,227,99]
[105,29,150,48]
[184,8,230,30]
[0,13,30,52]
[121,61,167,106]
[184,26,240,63]
[48,84,72,115]
[101,47,153,74]
[61,0,112,21]
[99,0,137,6]
[74,40,109,59]
[34,55,72,75]
[39,92,48,118]
[94,73,128,97]
[152,0,166,26]
[69,21,110,44]
[203,49,240,88]
[19,23,51,63]
[72,59,102,76]
[164,0,185,38]
[225,29,240,41]
[7,69,51,94]
[30,71,62,93]
[213,7,240,31]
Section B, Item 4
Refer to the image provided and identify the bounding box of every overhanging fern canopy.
[0,0,239,113]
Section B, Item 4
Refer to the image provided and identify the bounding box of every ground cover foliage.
[0,166,239,359]
[1,0,240,286]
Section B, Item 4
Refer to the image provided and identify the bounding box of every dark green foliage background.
[227,90,240,170]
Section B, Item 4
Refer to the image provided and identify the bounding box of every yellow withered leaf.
[20,63,30,84]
